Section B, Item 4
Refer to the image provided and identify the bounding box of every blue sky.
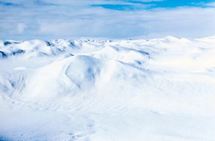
[0,0,215,40]
[92,0,215,10]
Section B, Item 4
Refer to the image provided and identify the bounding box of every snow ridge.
[0,36,215,141]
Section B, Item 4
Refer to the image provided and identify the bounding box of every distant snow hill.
[0,36,215,141]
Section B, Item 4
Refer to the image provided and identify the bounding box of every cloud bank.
[0,0,215,40]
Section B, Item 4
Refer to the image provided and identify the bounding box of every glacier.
[0,36,215,141]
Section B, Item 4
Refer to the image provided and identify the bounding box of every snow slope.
[0,37,215,141]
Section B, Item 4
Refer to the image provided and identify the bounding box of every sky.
[0,0,215,40]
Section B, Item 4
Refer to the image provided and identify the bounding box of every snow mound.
[0,36,215,141]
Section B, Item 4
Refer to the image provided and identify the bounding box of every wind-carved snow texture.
[0,36,215,141]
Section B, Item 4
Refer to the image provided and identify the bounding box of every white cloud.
[206,2,215,7]
[17,23,27,34]
[37,7,215,39]
[0,0,215,39]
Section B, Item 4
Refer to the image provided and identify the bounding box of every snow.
[0,36,215,141]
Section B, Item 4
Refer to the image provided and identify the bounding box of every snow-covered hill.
[0,36,215,141]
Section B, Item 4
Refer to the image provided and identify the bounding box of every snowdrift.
[0,36,215,141]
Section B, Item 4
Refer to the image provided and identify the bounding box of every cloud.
[17,23,27,34]
[205,2,215,7]
[0,0,215,40]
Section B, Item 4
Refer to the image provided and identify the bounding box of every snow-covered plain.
[0,36,215,141]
